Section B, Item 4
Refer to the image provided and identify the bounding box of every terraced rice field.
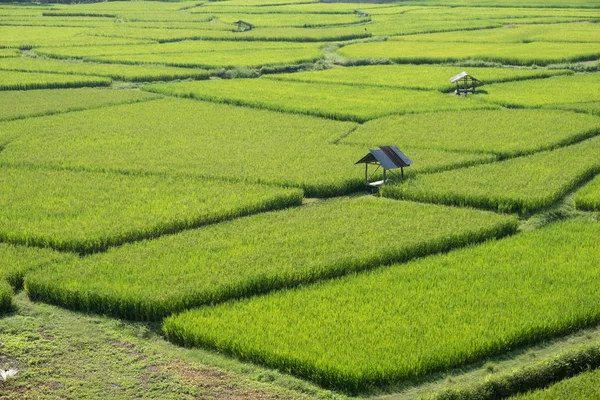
[143,78,496,122]
[1,0,600,398]
[164,219,600,392]
[381,136,600,214]
[25,197,517,320]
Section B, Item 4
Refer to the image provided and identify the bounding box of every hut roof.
[355,146,412,169]
[450,71,481,84]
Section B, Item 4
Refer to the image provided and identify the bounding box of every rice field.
[0,243,73,289]
[0,280,12,312]
[573,174,600,211]
[0,88,159,123]
[482,73,600,108]
[2,0,600,397]
[163,219,600,392]
[381,136,600,214]
[0,70,111,90]
[0,98,493,197]
[142,79,496,122]
[391,22,600,43]
[337,41,600,66]
[0,26,152,49]
[265,65,573,92]
[342,109,600,157]
[0,57,210,82]
[25,197,517,320]
[0,166,303,254]
[513,367,600,399]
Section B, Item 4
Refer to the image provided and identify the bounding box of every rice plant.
[0,57,210,82]
[25,197,517,320]
[0,70,110,91]
[163,219,600,392]
[0,280,12,313]
[0,243,73,289]
[0,88,159,123]
[482,73,600,108]
[142,78,496,123]
[343,109,600,158]
[0,166,303,254]
[0,97,494,197]
[573,174,600,211]
[265,64,573,92]
[337,41,600,66]
[381,135,600,214]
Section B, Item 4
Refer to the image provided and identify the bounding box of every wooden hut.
[355,146,413,188]
[234,20,254,32]
[450,72,481,95]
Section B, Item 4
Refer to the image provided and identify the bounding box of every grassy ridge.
[343,109,600,157]
[0,57,210,82]
[0,88,159,124]
[163,219,600,393]
[0,98,494,197]
[265,65,573,92]
[142,79,496,123]
[0,70,110,90]
[0,166,303,254]
[381,135,600,214]
[337,41,600,66]
[25,197,517,320]
[573,174,600,211]
[482,74,600,108]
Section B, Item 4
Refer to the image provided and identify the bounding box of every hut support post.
[401,166,404,179]
[365,163,368,183]
[383,169,387,182]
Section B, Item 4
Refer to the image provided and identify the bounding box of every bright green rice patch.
[550,101,600,116]
[337,41,600,66]
[93,47,324,69]
[265,65,573,92]
[34,41,322,59]
[482,74,600,108]
[0,49,19,57]
[381,135,600,214]
[142,79,496,123]
[513,368,600,399]
[0,280,12,313]
[342,109,600,157]
[25,197,517,320]
[0,88,158,123]
[0,57,209,82]
[0,166,302,254]
[87,25,369,42]
[0,70,110,90]
[392,23,600,44]
[163,219,600,393]
[0,26,152,49]
[573,174,600,211]
[0,98,492,197]
[0,243,73,289]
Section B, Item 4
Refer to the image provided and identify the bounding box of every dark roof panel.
[355,146,412,169]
